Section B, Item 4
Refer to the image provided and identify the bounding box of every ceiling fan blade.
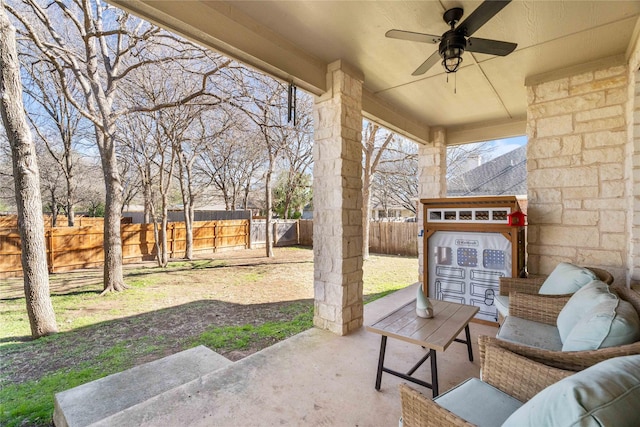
[386,29,441,44]
[457,0,511,37]
[412,51,441,76]
[466,37,517,56]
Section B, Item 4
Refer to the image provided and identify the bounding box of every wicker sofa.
[489,284,640,371]
[399,338,640,426]
[494,265,613,323]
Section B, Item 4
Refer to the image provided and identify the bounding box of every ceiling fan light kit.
[386,0,517,76]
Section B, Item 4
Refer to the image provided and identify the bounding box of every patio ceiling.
[110,1,640,144]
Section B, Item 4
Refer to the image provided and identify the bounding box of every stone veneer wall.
[628,37,640,284]
[526,64,629,281]
[416,128,446,283]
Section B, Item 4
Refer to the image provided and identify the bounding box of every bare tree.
[0,0,57,337]
[22,59,88,226]
[177,109,234,259]
[9,0,231,292]
[196,118,265,212]
[0,130,14,210]
[362,121,394,259]
[372,138,418,217]
[234,72,290,257]
[116,113,158,223]
[446,141,493,181]
[275,93,313,219]
[36,143,65,225]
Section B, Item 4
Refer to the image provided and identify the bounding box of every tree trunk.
[160,198,169,267]
[265,162,274,258]
[65,151,75,226]
[0,3,58,337]
[362,177,371,260]
[49,189,58,228]
[100,135,127,294]
[184,200,194,260]
[66,173,75,226]
[143,163,153,224]
[179,166,194,260]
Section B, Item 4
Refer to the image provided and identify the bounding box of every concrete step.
[82,330,322,427]
[53,345,232,427]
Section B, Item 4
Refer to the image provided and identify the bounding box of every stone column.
[417,127,446,283]
[312,60,364,335]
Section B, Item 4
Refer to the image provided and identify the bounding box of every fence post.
[213,221,217,253]
[47,228,55,273]
[170,223,175,258]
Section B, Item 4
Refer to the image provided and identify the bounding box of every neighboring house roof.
[447,145,527,197]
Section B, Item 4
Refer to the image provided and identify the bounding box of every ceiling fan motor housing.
[439,31,466,72]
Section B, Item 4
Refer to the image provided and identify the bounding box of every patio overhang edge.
[362,89,431,145]
[445,118,527,146]
[109,0,327,95]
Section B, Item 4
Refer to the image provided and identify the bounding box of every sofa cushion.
[497,316,563,351]
[538,262,596,295]
[494,295,509,319]
[434,378,523,427]
[502,355,640,427]
[557,280,613,342]
[562,298,640,351]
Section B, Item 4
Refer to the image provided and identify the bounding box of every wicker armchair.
[488,285,640,371]
[495,266,614,323]
[399,342,573,427]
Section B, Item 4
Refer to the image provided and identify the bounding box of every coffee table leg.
[375,335,387,390]
[465,324,473,362]
[430,349,438,397]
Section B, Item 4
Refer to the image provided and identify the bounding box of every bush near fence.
[0,220,249,278]
[298,219,418,256]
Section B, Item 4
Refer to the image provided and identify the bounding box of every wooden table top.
[366,298,479,352]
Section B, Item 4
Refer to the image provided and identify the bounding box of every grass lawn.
[0,246,417,427]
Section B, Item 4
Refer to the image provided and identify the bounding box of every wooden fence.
[0,215,106,228]
[298,219,418,256]
[0,220,249,277]
[251,220,299,247]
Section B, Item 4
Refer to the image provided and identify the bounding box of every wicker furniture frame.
[496,266,614,323]
[499,266,613,296]
[399,341,573,427]
[488,285,640,371]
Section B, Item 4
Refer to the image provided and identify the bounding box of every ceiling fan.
[386,0,517,76]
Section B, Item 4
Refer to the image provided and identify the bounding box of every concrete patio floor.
[98,283,498,426]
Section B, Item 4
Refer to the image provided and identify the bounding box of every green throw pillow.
[562,298,640,351]
[503,355,640,427]
[556,280,613,343]
[538,262,596,295]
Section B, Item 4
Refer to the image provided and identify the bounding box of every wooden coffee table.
[366,298,479,397]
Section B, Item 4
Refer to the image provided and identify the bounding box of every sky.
[485,135,527,160]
